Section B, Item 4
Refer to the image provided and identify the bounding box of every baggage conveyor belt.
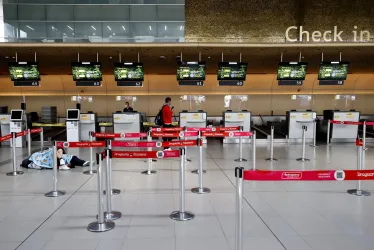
[252,125,287,139]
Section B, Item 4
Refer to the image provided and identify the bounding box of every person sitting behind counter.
[123,102,134,112]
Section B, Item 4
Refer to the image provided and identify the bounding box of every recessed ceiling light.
[5,56,9,59]
[26,25,34,30]
[113,33,116,35]
[91,26,96,30]
[149,26,152,30]
[67,25,73,30]
[164,25,167,30]
[122,26,126,31]
[107,26,111,31]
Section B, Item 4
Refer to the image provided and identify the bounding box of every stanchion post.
[235,126,247,162]
[310,120,318,148]
[45,143,66,197]
[252,131,256,170]
[40,127,44,150]
[6,133,24,176]
[103,149,122,220]
[27,129,31,156]
[363,121,367,150]
[191,136,210,194]
[191,131,206,174]
[265,126,277,161]
[184,126,192,162]
[142,130,157,175]
[235,167,244,250]
[170,148,195,221]
[297,126,310,162]
[347,145,371,196]
[327,119,330,146]
[88,153,115,232]
[84,132,97,175]
[104,140,121,195]
[144,128,157,163]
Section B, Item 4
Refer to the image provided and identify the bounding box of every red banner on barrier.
[0,134,12,143]
[112,150,180,159]
[16,130,28,137]
[330,120,362,125]
[243,169,374,181]
[163,140,200,147]
[201,131,251,137]
[30,128,42,134]
[123,132,147,138]
[152,132,180,137]
[186,126,239,132]
[56,141,107,148]
[112,139,199,148]
[151,127,184,132]
[202,132,226,137]
[365,121,374,125]
[93,132,122,139]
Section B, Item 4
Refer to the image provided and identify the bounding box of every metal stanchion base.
[191,187,211,194]
[6,171,24,176]
[363,147,368,151]
[309,144,318,148]
[296,158,310,162]
[97,211,122,221]
[83,170,97,175]
[186,159,192,162]
[191,169,206,174]
[87,221,115,232]
[170,211,195,221]
[103,189,121,195]
[143,159,157,163]
[141,170,157,175]
[265,158,278,162]
[234,158,247,162]
[44,190,66,197]
[347,189,371,196]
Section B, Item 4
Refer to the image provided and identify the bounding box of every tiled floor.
[0,141,374,250]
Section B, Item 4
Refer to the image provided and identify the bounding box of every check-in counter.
[113,112,141,140]
[223,110,251,143]
[179,111,207,139]
[0,114,10,146]
[79,112,98,141]
[326,110,360,142]
[286,110,316,141]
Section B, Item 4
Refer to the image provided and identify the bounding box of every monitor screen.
[318,62,349,80]
[114,62,144,81]
[217,62,248,80]
[67,109,80,120]
[277,62,308,81]
[11,110,23,120]
[177,62,206,81]
[72,62,102,81]
[8,62,40,81]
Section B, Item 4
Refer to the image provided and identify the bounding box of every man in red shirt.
[162,97,173,150]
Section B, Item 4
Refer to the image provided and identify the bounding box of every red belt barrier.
[365,121,374,125]
[112,150,180,159]
[186,126,239,132]
[56,141,107,148]
[93,132,122,139]
[0,134,12,143]
[152,132,180,137]
[151,127,184,132]
[112,139,199,148]
[243,169,374,181]
[330,120,362,125]
[123,132,147,138]
[16,130,28,137]
[202,131,252,137]
[30,128,42,134]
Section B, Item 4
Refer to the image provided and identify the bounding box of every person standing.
[162,97,173,150]
[123,102,134,112]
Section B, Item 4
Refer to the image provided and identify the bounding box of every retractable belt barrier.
[327,120,362,146]
[3,128,44,177]
[150,126,240,132]
[111,140,201,148]
[234,144,371,250]
[93,132,147,139]
[329,120,362,125]
[111,150,180,159]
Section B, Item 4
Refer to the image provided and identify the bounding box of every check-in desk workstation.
[324,110,360,143]
[179,110,207,140]
[113,112,141,140]
[223,110,251,143]
[286,110,316,142]
[0,113,10,146]
[79,112,99,141]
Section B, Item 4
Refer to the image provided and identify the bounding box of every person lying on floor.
[23,147,89,170]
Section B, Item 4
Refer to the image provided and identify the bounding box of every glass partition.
[115,96,137,110]
[180,95,206,112]
[332,95,356,111]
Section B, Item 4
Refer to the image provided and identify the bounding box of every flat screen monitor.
[10,110,23,121]
[114,62,144,81]
[277,62,308,81]
[67,109,80,121]
[177,62,206,81]
[72,62,102,81]
[8,62,40,81]
[217,62,248,80]
[318,62,349,80]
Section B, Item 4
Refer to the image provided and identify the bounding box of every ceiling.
[1,43,374,75]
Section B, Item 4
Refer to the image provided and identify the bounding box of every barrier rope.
[330,120,362,125]
[0,134,12,143]
[111,139,200,148]
[93,132,147,139]
[111,150,180,159]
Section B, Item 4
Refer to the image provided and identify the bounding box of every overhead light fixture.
[26,25,34,30]
[67,25,73,30]
[180,25,183,30]
[107,26,111,31]
[122,25,126,31]
[93,33,95,36]
[51,26,56,30]
[165,25,167,30]
[113,33,116,35]
[149,26,152,30]
[91,26,96,30]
